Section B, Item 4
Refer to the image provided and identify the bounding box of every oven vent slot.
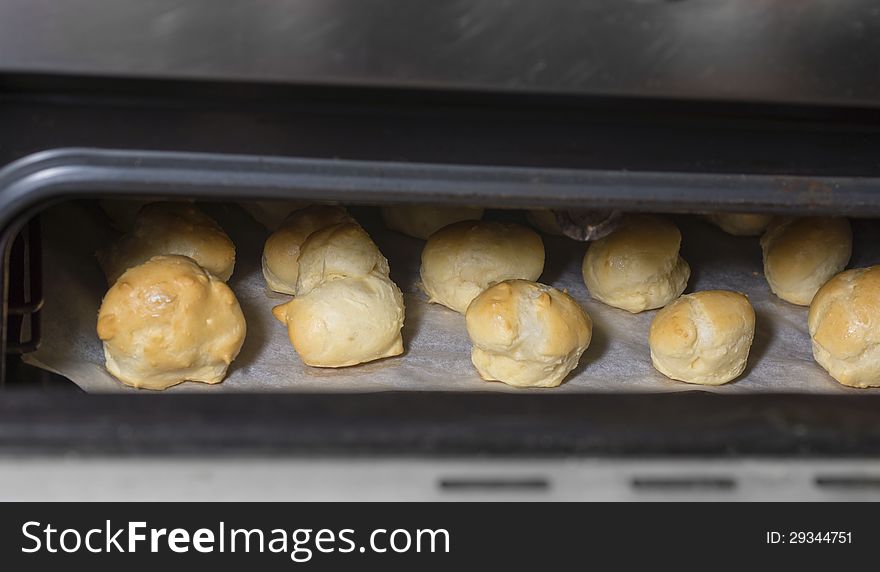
[814,476,880,490]
[6,216,42,356]
[438,477,550,492]
[631,476,737,492]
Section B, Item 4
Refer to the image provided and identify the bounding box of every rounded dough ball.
[466,280,592,388]
[96,255,246,390]
[382,205,484,239]
[272,273,405,367]
[649,290,755,386]
[261,205,353,295]
[295,223,390,295]
[97,202,235,285]
[420,220,545,313]
[808,266,880,388]
[241,200,309,230]
[99,199,154,231]
[582,215,690,313]
[526,210,564,236]
[761,217,852,306]
[706,213,774,236]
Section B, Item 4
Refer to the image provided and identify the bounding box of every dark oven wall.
[1,74,880,177]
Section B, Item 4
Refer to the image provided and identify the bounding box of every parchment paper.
[23,201,880,393]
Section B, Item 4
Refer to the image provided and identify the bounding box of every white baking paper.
[23,201,880,394]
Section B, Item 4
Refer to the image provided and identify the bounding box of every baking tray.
[20,200,880,395]
[2,146,880,376]
[2,147,880,457]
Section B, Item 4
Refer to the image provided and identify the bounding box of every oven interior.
[1,75,880,499]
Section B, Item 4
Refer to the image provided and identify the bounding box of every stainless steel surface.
[3,457,880,501]
[1,0,879,107]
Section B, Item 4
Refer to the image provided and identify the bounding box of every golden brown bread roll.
[705,213,774,236]
[261,205,353,295]
[96,255,246,390]
[582,215,690,313]
[381,205,484,239]
[760,217,852,306]
[272,273,405,368]
[420,220,545,314]
[294,223,390,296]
[272,216,405,368]
[808,266,880,388]
[465,280,592,388]
[97,202,235,285]
[525,210,564,236]
[649,290,755,386]
[241,200,309,230]
[99,199,154,231]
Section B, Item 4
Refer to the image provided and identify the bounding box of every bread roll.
[466,280,592,388]
[241,200,309,230]
[97,202,235,285]
[261,205,353,295]
[295,223,389,295]
[761,217,852,306]
[420,220,545,313]
[526,210,564,236]
[99,199,153,231]
[808,266,880,388]
[382,205,484,239]
[96,255,246,390]
[649,290,755,385]
[582,215,690,313]
[272,273,405,368]
[706,213,774,236]
[272,213,405,368]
